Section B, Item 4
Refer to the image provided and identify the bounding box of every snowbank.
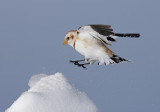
[5,73,98,112]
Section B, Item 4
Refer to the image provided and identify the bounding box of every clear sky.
[0,0,160,112]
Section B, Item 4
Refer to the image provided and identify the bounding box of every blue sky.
[0,0,160,112]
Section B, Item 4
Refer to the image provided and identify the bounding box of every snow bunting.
[64,24,140,68]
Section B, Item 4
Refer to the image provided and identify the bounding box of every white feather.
[75,32,113,65]
[78,25,117,45]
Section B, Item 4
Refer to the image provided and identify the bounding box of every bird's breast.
[74,38,87,56]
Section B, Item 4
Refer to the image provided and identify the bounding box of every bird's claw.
[70,60,87,69]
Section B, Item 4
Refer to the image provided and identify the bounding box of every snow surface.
[5,73,98,112]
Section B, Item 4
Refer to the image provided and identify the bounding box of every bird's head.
[64,30,78,46]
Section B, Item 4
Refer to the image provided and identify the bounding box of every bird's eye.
[67,37,70,40]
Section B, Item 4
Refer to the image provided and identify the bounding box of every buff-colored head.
[64,30,78,46]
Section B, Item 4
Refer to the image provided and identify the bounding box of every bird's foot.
[70,60,89,69]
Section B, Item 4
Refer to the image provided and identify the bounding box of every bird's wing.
[77,24,117,45]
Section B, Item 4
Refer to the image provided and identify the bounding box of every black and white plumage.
[78,25,140,45]
[64,24,140,68]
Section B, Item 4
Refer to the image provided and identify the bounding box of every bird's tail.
[110,54,131,63]
[114,33,140,38]
[98,54,131,65]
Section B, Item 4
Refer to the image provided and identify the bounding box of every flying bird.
[64,24,140,69]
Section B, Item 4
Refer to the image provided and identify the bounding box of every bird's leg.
[75,62,90,69]
[70,59,85,64]
[77,62,90,69]
[90,60,96,64]
[70,59,90,69]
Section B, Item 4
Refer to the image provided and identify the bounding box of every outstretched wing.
[77,24,117,45]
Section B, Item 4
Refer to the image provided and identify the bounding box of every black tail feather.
[115,33,140,38]
[110,54,130,63]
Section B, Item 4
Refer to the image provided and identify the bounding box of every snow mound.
[5,73,98,112]
[28,74,48,88]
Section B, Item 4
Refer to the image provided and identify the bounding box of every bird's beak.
[63,40,67,45]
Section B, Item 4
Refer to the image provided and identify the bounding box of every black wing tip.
[111,54,130,63]
[115,33,140,38]
[89,24,114,36]
[89,24,111,28]
[107,36,116,42]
